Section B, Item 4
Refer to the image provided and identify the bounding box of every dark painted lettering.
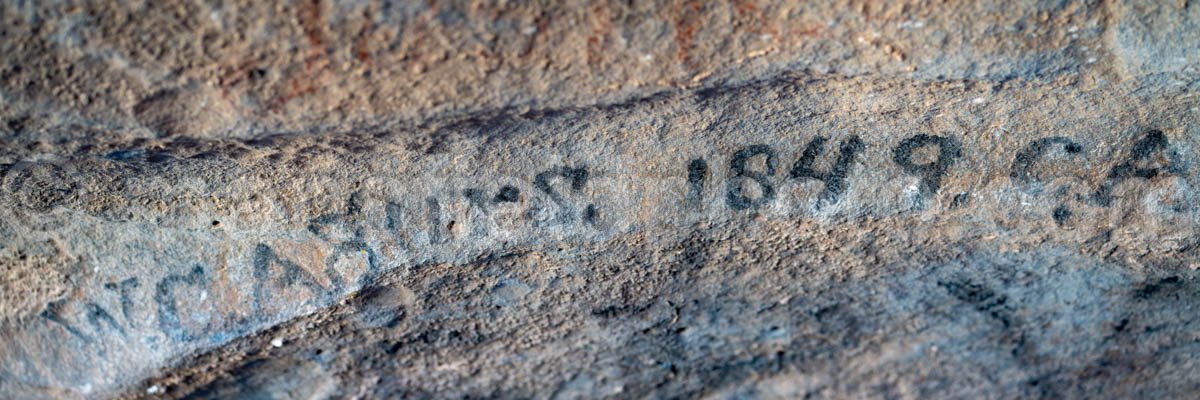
[687,158,708,208]
[463,188,492,236]
[532,166,590,224]
[583,204,598,224]
[327,240,380,288]
[155,265,206,342]
[85,302,125,338]
[493,185,521,203]
[385,201,410,247]
[252,245,328,318]
[426,197,447,244]
[790,136,864,208]
[1052,205,1072,226]
[463,188,488,213]
[304,193,383,286]
[1093,130,1181,206]
[1010,136,1083,184]
[104,277,140,327]
[726,144,776,210]
[892,134,962,199]
[41,299,91,342]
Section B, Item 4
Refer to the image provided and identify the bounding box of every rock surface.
[1,1,1198,398]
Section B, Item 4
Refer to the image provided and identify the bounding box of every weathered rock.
[0,0,1133,156]
[0,1,1198,399]
[182,358,337,400]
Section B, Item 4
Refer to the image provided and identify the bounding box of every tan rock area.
[0,1,1198,398]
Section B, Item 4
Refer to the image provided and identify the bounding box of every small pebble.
[271,338,284,348]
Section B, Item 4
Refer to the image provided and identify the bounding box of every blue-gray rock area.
[0,1,1198,399]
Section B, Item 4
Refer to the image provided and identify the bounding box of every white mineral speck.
[147,385,162,394]
[271,337,284,348]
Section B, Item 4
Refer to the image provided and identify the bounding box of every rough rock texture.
[1,1,1198,399]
